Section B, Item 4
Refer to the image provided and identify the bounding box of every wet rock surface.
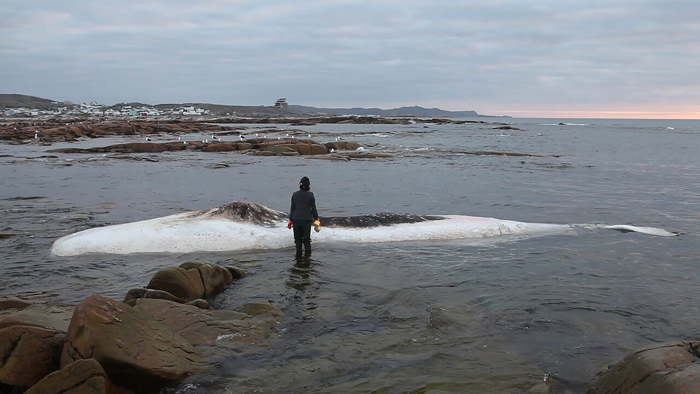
[0,325,65,389]
[132,298,281,346]
[123,288,188,305]
[588,341,700,394]
[0,303,74,332]
[145,261,234,301]
[0,259,278,394]
[25,358,133,394]
[44,137,394,158]
[0,120,236,143]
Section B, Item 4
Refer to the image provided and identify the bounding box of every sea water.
[1,118,699,393]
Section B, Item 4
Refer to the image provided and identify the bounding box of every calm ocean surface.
[1,118,699,393]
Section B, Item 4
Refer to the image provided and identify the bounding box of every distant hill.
[1,94,498,118]
[151,102,312,117]
[289,105,483,118]
[0,94,63,110]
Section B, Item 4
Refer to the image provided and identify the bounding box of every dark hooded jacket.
[289,189,318,223]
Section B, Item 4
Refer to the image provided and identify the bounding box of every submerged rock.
[492,125,522,131]
[0,296,33,310]
[227,266,247,279]
[236,302,286,325]
[123,288,188,305]
[185,299,213,310]
[132,298,282,346]
[324,141,361,151]
[588,341,700,394]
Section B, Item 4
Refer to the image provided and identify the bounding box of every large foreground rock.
[25,358,133,394]
[132,298,283,346]
[61,295,200,394]
[0,325,65,389]
[588,341,700,394]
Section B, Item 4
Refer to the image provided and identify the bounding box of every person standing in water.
[288,176,321,257]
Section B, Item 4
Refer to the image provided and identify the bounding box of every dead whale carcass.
[50,202,677,256]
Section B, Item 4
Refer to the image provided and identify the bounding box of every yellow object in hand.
[313,219,321,232]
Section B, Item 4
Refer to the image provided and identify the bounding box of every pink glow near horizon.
[491,109,700,120]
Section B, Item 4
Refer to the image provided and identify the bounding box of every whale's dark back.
[197,202,287,226]
[196,202,445,228]
[321,213,445,228]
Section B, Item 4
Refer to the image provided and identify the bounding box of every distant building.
[274,98,288,108]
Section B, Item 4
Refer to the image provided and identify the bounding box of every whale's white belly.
[50,214,571,256]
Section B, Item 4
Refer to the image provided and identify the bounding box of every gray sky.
[2,0,698,118]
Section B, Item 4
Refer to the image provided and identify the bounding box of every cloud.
[1,0,698,117]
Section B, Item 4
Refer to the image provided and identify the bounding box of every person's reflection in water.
[287,256,316,292]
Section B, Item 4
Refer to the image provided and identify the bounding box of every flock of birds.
[20,122,375,158]
[142,131,349,150]
[24,125,358,153]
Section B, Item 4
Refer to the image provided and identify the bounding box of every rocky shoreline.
[3,267,698,394]
[0,261,284,394]
[0,117,540,161]
[45,137,393,159]
[0,118,411,159]
[0,116,512,145]
[2,255,698,394]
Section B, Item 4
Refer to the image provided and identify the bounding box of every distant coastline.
[288,104,508,118]
[0,93,507,119]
